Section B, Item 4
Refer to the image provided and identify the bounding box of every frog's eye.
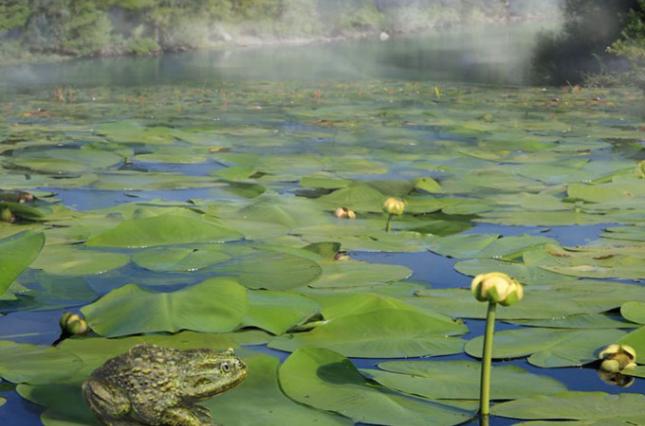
[220,362,231,373]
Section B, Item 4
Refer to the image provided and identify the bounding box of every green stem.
[479,413,489,426]
[385,214,393,232]
[480,302,497,417]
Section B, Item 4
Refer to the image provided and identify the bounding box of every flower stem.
[480,301,497,417]
[385,214,393,232]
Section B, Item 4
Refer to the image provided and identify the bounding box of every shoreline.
[0,18,559,69]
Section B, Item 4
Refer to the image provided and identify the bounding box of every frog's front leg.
[82,378,131,424]
[162,406,213,426]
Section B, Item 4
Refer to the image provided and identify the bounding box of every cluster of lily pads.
[0,79,644,425]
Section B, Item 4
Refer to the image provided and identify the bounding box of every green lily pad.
[270,306,466,358]
[81,278,248,337]
[365,360,566,400]
[215,249,322,291]
[8,148,124,175]
[412,280,645,320]
[205,354,351,426]
[0,341,81,385]
[315,184,387,212]
[618,326,645,364]
[86,214,242,248]
[31,246,129,276]
[278,347,472,426]
[621,302,645,325]
[310,259,412,288]
[132,246,230,272]
[465,328,627,368]
[492,392,645,423]
[242,290,320,335]
[0,231,45,296]
[17,383,99,425]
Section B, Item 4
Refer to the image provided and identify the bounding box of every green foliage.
[126,36,160,55]
[0,0,526,62]
[533,0,644,85]
[0,0,30,33]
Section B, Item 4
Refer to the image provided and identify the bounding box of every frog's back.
[91,344,184,423]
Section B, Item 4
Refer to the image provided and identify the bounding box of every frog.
[82,343,247,426]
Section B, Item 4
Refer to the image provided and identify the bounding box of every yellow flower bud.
[637,160,645,178]
[1,208,15,223]
[599,344,637,373]
[60,312,89,336]
[383,197,405,216]
[471,272,524,306]
[334,207,356,219]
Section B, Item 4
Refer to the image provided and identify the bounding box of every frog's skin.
[82,344,247,426]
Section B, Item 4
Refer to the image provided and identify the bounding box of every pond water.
[1,24,644,426]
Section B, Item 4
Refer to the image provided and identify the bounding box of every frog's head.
[181,348,247,400]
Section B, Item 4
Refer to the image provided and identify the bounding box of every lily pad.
[242,290,320,335]
[492,392,645,423]
[465,327,627,368]
[31,246,129,276]
[205,354,351,426]
[621,302,645,325]
[0,341,81,385]
[0,231,45,296]
[86,214,242,248]
[618,326,645,364]
[365,360,566,400]
[81,278,248,337]
[270,306,466,358]
[215,249,322,290]
[278,347,472,426]
[132,246,230,272]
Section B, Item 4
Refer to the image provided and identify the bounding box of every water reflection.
[1,25,553,92]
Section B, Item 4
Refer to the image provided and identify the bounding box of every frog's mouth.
[215,368,248,394]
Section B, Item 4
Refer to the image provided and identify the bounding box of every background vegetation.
[0,0,554,62]
[532,0,645,86]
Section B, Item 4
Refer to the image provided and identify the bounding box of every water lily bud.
[335,207,356,219]
[1,208,15,223]
[599,344,637,373]
[383,197,405,216]
[334,251,350,261]
[60,312,89,336]
[637,160,645,178]
[471,272,523,306]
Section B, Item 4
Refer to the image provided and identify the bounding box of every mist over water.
[1,25,562,92]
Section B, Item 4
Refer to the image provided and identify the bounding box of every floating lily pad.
[310,260,412,288]
[618,326,645,364]
[365,360,566,400]
[278,347,472,426]
[465,328,627,368]
[492,392,645,423]
[0,231,45,296]
[270,306,466,358]
[205,354,351,426]
[621,302,645,325]
[32,246,129,276]
[0,341,81,385]
[215,249,322,291]
[81,278,248,337]
[86,214,242,248]
[132,246,230,272]
[242,290,320,335]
